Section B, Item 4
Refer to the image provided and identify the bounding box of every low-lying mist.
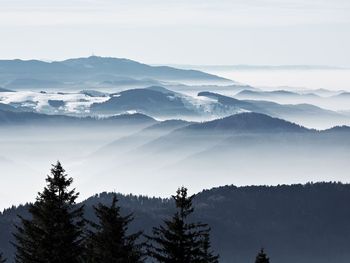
[1,120,350,210]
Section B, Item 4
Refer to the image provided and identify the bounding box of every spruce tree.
[255,248,270,263]
[146,187,218,263]
[0,252,6,263]
[86,194,143,263]
[13,161,86,263]
[198,232,219,263]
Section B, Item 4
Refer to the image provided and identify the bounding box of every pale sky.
[0,0,350,66]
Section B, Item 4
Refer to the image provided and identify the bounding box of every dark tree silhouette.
[13,161,86,263]
[198,232,219,263]
[86,194,144,263]
[255,248,270,263]
[0,252,6,263]
[146,187,218,263]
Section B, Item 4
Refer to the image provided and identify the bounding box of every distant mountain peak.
[0,87,15,92]
[145,85,175,94]
[0,57,232,88]
[186,112,307,133]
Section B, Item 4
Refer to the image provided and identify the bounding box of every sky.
[0,0,350,66]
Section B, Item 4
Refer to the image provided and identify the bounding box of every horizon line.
[0,55,348,70]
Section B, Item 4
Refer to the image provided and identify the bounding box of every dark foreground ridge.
[1,182,350,263]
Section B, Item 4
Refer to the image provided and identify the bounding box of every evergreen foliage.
[0,252,6,263]
[255,248,270,263]
[146,187,218,263]
[13,161,86,263]
[86,194,144,263]
[198,232,219,263]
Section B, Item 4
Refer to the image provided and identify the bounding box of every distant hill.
[198,91,328,115]
[90,88,198,118]
[91,119,193,159]
[121,112,309,164]
[87,110,350,181]
[0,56,231,90]
[47,99,65,108]
[333,92,350,99]
[61,56,229,82]
[102,77,161,87]
[198,91,254,109]
[0,103,20,112]
[198,91,349,128]
[5,78,63,89]
[79,90,109,97]
[0,87,14,92]
[144,119,193,131]
[323,125,350,133]
[185,112,307,133]
[234,89,319,100]
[1,182,350,263]
[90,112,312,175]
[2,86,349,128]
[0,110,156,126]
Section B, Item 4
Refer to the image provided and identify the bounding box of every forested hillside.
[1,182,349,262]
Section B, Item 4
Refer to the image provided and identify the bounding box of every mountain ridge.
[1,182,350,263]
[0,56,231,89]
[0,110,156,126]
[184,112,308,133]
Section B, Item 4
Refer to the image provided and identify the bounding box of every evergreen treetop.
[255,248,270,263]
[146,186,218,263]
[86,193,143,263]
[13,161,86,263]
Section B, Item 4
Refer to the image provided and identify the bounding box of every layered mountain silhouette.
[77,111,350,195]
[91,119,192,159]
[198,91,335,116]
[123,112,312,160]
[92,112,309,159]
[198,91,349,128]
[2,86,349,129]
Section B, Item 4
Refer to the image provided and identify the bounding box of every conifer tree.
[198,232,219,263]
[13,161,86,263]
[146,187,219,263]
[255,248,270,263]
[0,252,6,263]
[86,194,144,263]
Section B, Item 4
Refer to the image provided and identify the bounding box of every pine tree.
[146,187,219,263]
[86,194,144,263]
[255,248,270,263]
[13,161,86,263]
[0,252,7,263]
[198,232,219,263]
